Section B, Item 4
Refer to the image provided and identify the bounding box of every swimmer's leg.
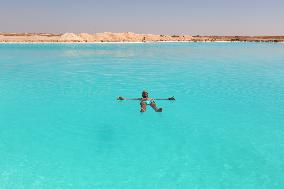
[150,101,162,112]
[140,101,147,112]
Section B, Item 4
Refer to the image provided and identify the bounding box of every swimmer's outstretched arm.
[117,96,142,100]
[154,96,175,100]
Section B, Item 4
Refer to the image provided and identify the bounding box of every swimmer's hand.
[117,96,125,100]
[168,96,175,100]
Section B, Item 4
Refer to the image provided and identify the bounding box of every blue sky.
[1,0,283,35]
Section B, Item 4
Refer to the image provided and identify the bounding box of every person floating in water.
[117,90,175,112]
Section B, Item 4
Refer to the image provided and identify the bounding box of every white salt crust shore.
[1,40,283,44]
[1,32,284,43]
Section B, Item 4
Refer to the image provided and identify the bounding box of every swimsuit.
[143,100,154,105]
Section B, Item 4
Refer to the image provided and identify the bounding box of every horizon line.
[1,32,284,37]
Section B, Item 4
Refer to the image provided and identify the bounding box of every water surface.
[0,42,284,188]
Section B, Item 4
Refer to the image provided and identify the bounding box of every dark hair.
[142,90,148,98]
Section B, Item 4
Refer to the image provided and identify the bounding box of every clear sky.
[1,0,283,35]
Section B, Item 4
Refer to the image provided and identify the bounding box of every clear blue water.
[0,42,284,188]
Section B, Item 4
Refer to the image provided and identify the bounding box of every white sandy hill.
[94,32,128,42]
[59,32,193,42]
[59,33,84,42]
[79,33,94,41]
[79,32,146,42]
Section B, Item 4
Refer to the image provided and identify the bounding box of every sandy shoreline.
[1,41,283,45]
[1,32,284,43]
[1,40,284,44]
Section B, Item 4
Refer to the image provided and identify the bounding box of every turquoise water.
[0,42,284,188]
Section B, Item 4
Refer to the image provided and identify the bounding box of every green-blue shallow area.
[0,42,284,189]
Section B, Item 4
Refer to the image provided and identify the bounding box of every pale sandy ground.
[0,32,284,43]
